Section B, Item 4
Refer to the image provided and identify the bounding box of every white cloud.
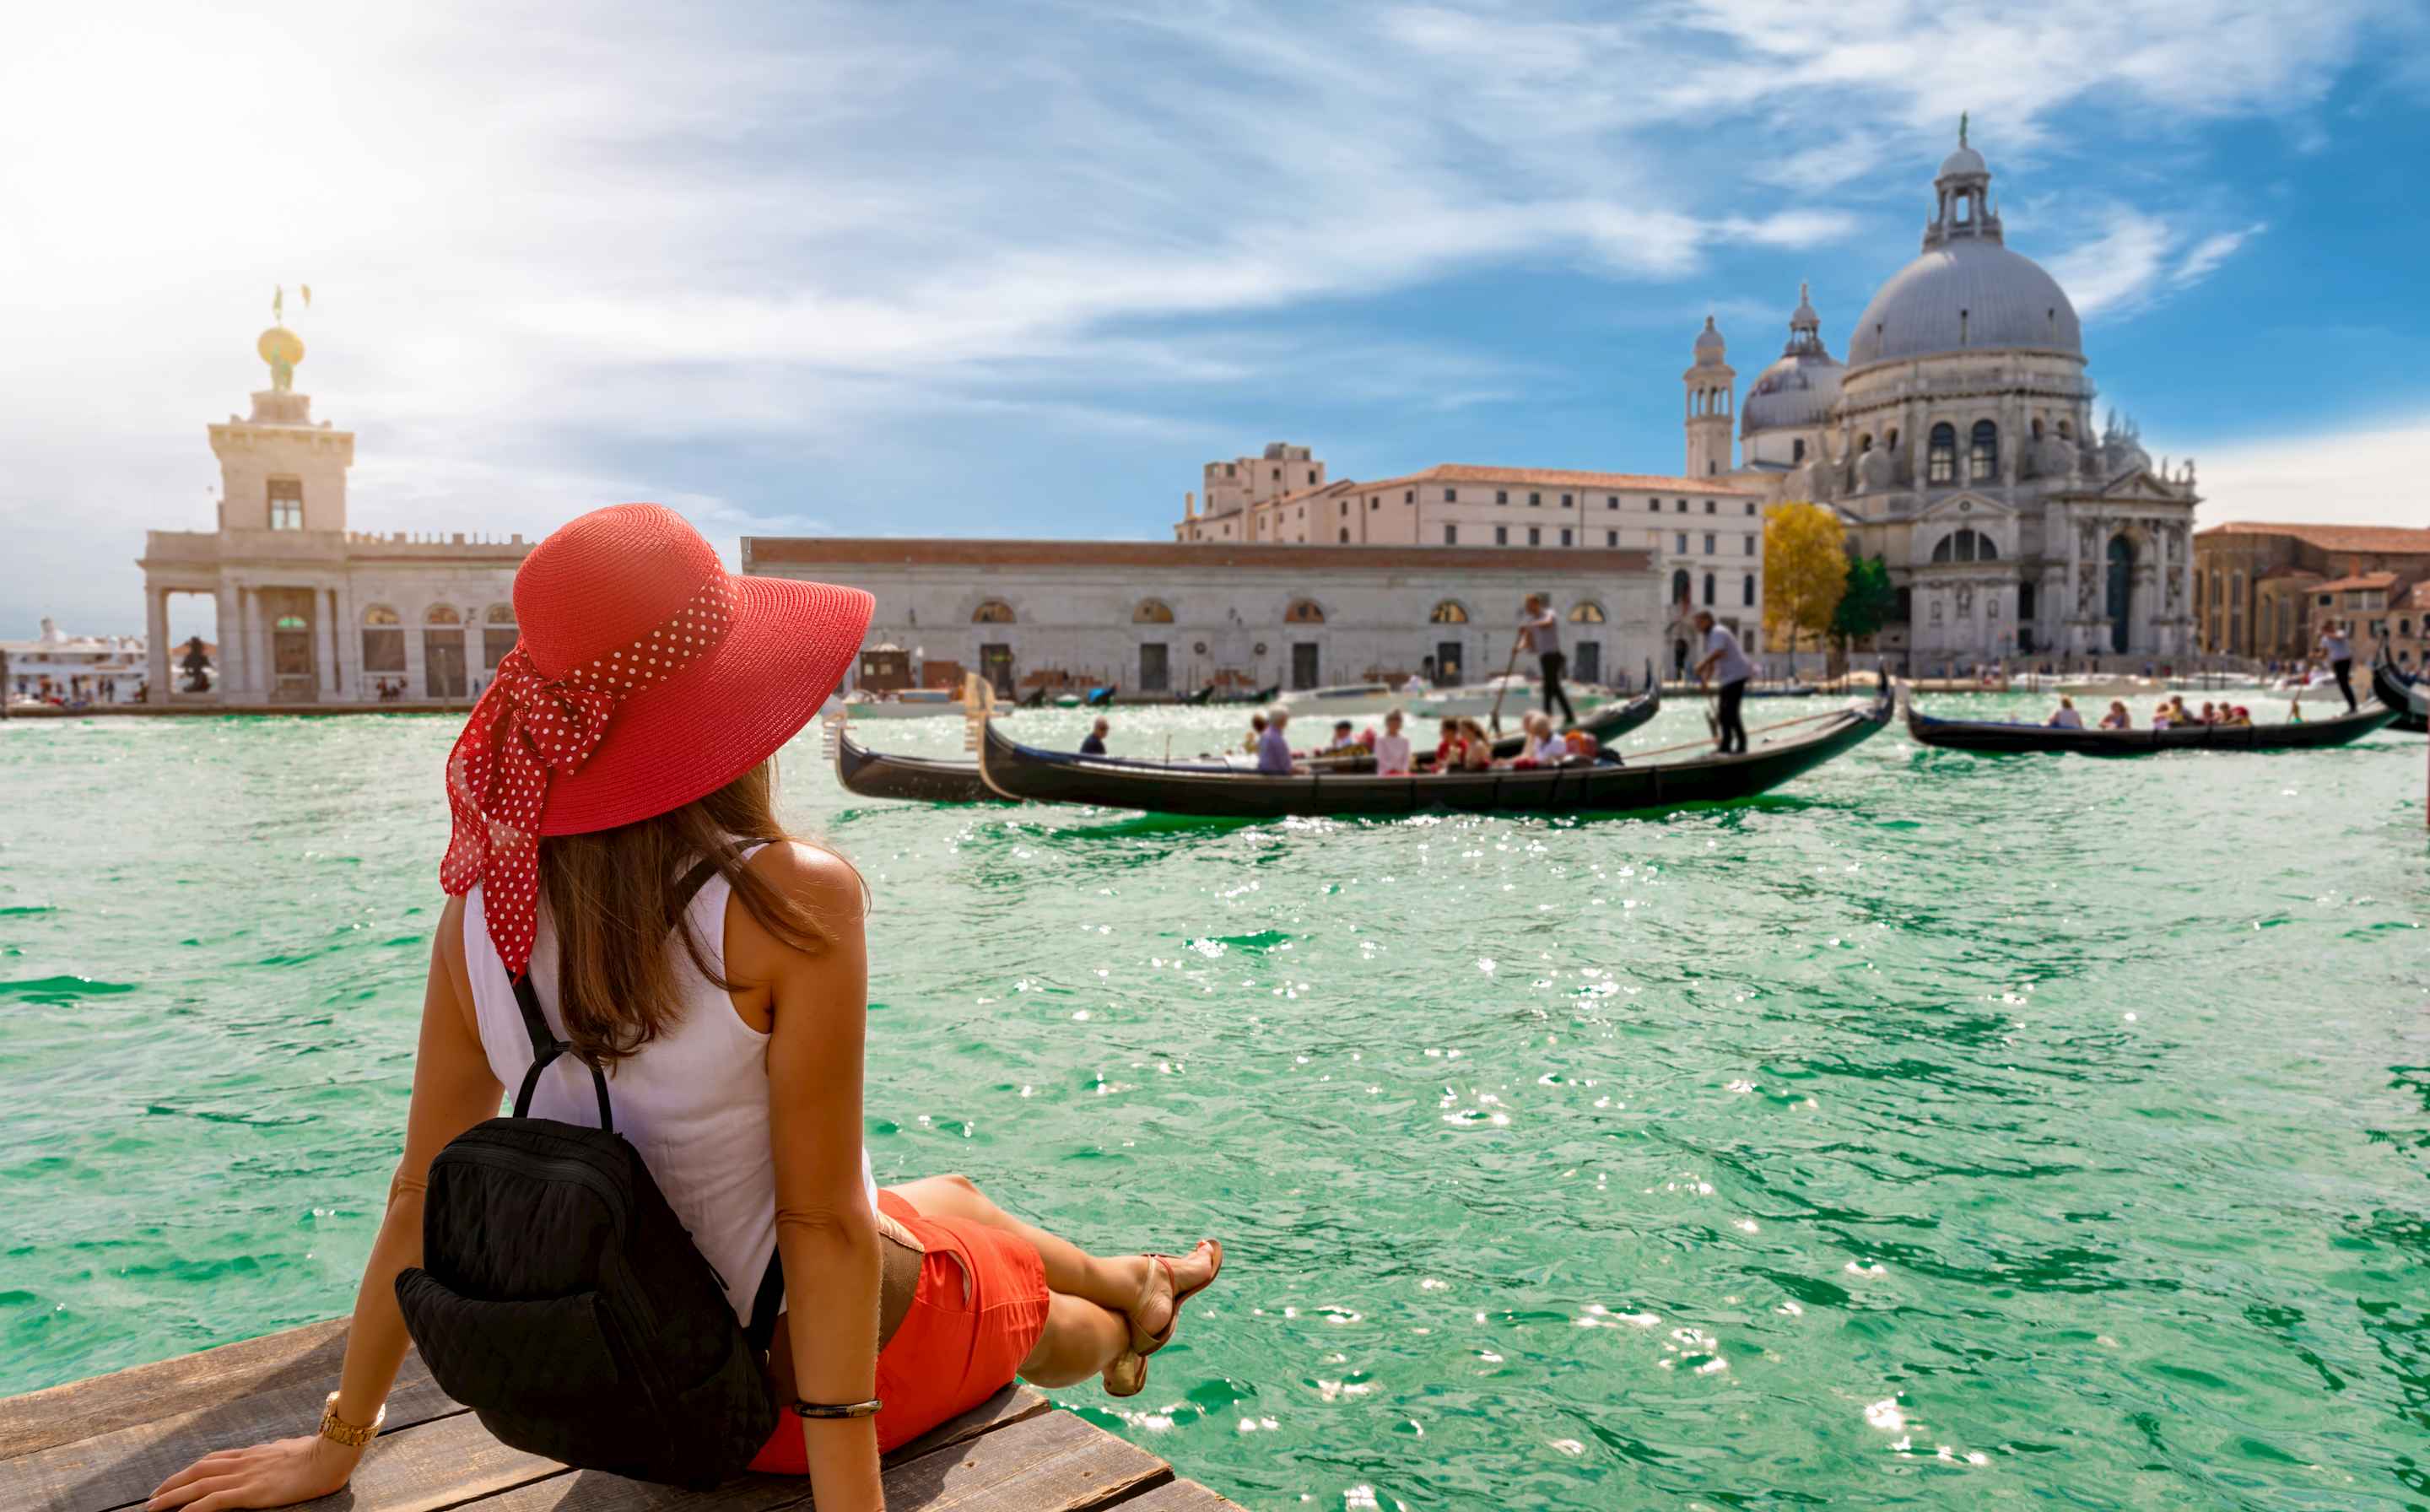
[2045,209,2179,317]
[2174,223,2269,286]
[2191,413,2430,531]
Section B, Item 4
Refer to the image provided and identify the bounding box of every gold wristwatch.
[318,1392,386,1449]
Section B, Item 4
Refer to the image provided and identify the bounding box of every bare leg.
[1018,1293,1132,1388]
[888,1174,1148,1315]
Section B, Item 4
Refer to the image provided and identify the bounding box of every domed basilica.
[1691,130,2200,664]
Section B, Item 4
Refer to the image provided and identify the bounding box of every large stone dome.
[1845,133,2083,368]
[1847,239,2082,366]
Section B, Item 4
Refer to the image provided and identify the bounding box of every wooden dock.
[3,1320,1243,1512]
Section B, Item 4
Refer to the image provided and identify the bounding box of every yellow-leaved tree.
[1762,500,1848,676]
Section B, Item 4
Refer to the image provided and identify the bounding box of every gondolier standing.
[1520,595,1577,726]
[2320,619,2357,712]
[1693,609,1752,754]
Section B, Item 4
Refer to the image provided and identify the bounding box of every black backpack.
[397,869,784,1488]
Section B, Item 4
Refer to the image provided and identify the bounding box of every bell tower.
[208,289,353,533]
[1683,316,1735,478]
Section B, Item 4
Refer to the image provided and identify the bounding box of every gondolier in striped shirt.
[1520,596,1577,726]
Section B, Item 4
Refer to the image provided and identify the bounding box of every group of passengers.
[2058,694,2269,732]
[1245,706,1605,777]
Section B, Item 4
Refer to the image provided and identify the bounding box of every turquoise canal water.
[3,698,2426,1509]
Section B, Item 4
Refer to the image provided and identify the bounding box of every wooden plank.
[0,1323,454,1462]
[0,1322,348,1459]
[5,1375,467,1512]
[1106,1478,1245,1510]
[877,1409,1172,1511]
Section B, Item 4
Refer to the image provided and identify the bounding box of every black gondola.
[973,685,1892,819]
[1905,694,2399,754]
[1185,686,1217,705]
[1485,662,1660,759]
[1017,686,1048,708]
[1086,685,1119,708]
[830,724,1011,806]
[2371,657,2427,735]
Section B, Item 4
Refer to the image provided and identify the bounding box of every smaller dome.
[1693,315,1725,359]
[1937,143,1987,181]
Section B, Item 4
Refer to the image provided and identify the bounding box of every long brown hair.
[537,760,845,1066]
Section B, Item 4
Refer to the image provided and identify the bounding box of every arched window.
[1566,602,1605,624]
[1338,528,1349,543]
[424,603,462,624]
[2031,417,2046,441]
[1133,599,1174,624]
[1283,599,1326,624]
[1969,420,1998,481]
[1929,528,2000,564]
[421,605,467,699]
[1429,600,1468,624]
[483,603,518,668]
[2056,418,2075,440]
[1702,572,1715,606]
[1856,433,1873,453]
[972,600,1015,624]
[1671,568,1692,606]
[360,605,405,675]
[1927,423,1958,483]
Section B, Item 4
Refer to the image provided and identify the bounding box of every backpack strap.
[508,857,724,1134]
[746,1253,785,1353]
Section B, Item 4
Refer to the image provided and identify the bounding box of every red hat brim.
[469,569,872,837]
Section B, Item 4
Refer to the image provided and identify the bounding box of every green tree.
[1762,501,1848,675]
[1832,554,1895,651]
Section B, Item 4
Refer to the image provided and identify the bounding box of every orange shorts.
[749,1187,1050,1468]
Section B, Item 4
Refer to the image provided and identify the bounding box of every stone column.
[213,581,240,702]
[248,588,271,701]
[318,586,339,698]
[465,617,483,702]
[332,578,356,701]
[145,586,170,704]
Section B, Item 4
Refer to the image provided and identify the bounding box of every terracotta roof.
[2196,521,2430,554]
[2313,571,2400,593]
[1381,463,1765,497]
[2257,568,2323,583]
[746,537,1653,575]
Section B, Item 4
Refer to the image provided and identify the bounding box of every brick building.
[2192,522,2430,668]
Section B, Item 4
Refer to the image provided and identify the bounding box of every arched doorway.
[2105,537,2134,654]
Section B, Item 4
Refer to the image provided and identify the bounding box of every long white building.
[742,537,1663,696]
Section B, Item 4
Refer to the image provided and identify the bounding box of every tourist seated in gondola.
[2099,700,2131,730]
[2151,701,2174,730]
[1374,710,1413,775]
[1565,727,1609,764]
[1457,719,1494,772]
[2197,700,2219,726]
[1243,711,1266,754]
[1080,716,1110,756]
[2047,696,2084,729]
[1324,718,1358,753]
[2222,705,2254,727]
[1256,708,1297,775]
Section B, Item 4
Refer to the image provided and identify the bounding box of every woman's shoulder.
[741,840,866,916]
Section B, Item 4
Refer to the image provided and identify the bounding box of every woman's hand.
[147,1434,363,1512]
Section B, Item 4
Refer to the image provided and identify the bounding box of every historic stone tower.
[1683,316,1735,478]
[208,309,354,534]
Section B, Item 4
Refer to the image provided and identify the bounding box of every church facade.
[1718,132,2201,666]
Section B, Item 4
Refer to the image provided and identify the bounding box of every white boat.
[1412,675,1614,719]
[2053,674,2166,695]
[840,688,970,720]
[1277,682,1412,718]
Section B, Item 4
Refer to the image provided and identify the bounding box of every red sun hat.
[440,503,872,974]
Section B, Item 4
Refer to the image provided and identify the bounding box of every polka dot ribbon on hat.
[440,577,737,975]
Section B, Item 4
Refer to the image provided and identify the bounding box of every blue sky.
[4,0,2427,640]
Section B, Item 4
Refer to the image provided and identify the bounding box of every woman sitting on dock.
[150,505,1220,1512]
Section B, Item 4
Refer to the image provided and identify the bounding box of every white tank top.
[462,849,880,1326]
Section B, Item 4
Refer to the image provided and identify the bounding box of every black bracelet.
[791,1397,883,1420]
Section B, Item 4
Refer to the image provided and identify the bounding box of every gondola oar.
[1486,634,1524,736]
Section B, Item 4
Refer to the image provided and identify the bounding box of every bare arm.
[732,843,884,1512]
[152,897,503,1511]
